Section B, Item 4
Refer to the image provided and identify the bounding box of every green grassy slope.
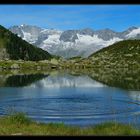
[88,40,140,68]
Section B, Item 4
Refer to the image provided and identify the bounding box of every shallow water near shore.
[0,70,140,128]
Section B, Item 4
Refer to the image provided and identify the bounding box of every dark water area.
[0,70,140,128]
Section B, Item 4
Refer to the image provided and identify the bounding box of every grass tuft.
[6,112,32,125]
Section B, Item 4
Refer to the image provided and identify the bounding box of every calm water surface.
[0,71,140,127]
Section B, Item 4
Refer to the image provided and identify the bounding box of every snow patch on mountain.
[126,27,140,38]
[105,37,123,46]
[43,34,60,44]
[76,34,122,47]
[40,28,62,35]
[21,30,38,44]
[76,34,103,45]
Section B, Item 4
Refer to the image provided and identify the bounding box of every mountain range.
[9,24,140,58]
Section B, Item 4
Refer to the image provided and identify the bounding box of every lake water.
[0,71,140,127]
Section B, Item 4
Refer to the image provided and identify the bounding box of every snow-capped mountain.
[9,24,140,58]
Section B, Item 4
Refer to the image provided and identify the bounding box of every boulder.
[10,64,20,69]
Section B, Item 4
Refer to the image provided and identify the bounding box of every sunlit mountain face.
[9,25,140,58]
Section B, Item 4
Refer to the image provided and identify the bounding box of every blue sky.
[0,5,140,31]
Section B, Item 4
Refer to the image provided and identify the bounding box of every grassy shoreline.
[0,112,139,136]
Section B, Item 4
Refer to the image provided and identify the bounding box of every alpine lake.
[0,67,140,128]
